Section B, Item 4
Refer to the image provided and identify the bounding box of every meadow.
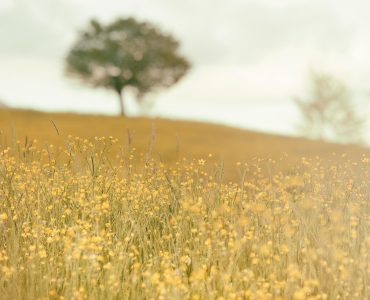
[0,109,369,299]
[0,108,367,180]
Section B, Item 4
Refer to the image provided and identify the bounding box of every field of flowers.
[0,136,369,299]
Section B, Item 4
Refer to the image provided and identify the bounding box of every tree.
[295,72,364,144]
[65,18,191,116]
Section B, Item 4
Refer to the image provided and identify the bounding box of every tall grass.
[0,136,369,299]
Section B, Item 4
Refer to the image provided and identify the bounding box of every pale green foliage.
[295,72,364,144]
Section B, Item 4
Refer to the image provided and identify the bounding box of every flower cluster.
[0,138,369,299]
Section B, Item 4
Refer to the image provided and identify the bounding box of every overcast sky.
[0,0,369,138]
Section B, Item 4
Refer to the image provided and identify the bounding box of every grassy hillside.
[1,108,369,299]
[0,124,369,299]
[0,108,368,179]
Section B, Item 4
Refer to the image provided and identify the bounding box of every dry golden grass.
[0,108,369,299]
[0,135,369,300]
[0,108,368,181]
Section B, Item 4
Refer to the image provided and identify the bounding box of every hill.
[0,108,368,180]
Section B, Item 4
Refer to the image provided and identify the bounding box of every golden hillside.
[1,108,369,299]
[0,108,368,179]
[1,122,369,299]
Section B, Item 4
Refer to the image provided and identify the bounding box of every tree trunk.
[118,89,125,116]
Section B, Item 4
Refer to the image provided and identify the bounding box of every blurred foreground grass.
[0,132,369,299]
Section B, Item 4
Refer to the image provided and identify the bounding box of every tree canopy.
[65,18,191,116]
[295,72,364,144]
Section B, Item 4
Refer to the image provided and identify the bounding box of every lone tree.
[295,72,364,144]
[65,18,190,116]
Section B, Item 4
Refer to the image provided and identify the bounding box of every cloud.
[0,0,78,58]
[1,0,366,67]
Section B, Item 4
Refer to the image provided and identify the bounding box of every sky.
[0,0,369,139]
